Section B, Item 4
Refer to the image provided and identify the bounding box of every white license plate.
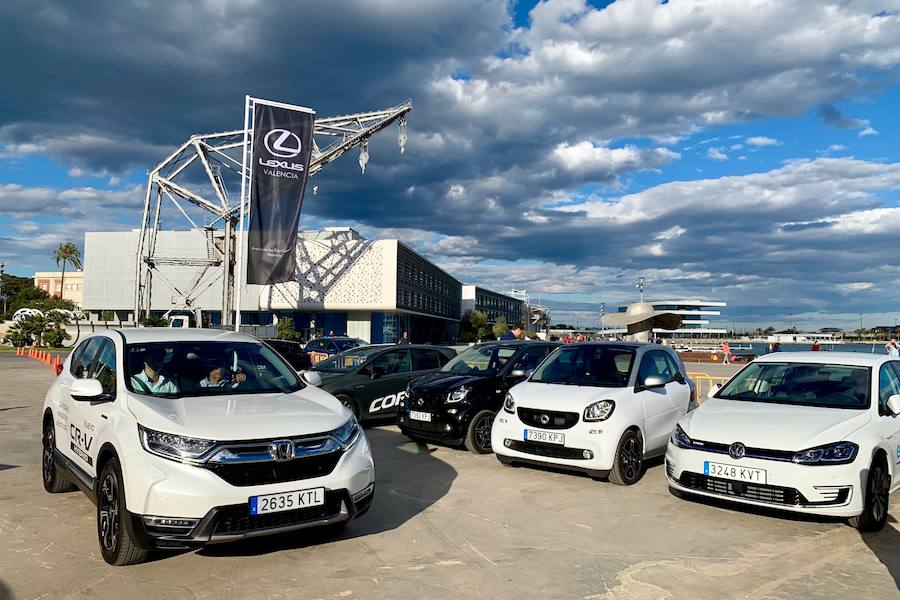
[250,487,325,515]
[704,461,767,484]
[525,429,565,445]
[409,410,432,422]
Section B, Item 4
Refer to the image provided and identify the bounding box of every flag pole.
[234,95,252,332]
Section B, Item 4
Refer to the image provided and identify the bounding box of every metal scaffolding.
[134,100,411,325]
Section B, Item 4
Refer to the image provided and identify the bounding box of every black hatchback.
[398,340,560,453]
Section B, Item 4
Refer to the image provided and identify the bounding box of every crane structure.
[134,100,411,326]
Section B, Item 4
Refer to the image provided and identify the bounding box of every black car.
[262,339,312,371]
[304,337,367,365]
[398,340,560,453]
[311,344,457,422]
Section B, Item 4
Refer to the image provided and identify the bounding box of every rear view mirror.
[70,378,105,401]
[642,376,666,389]
[706,383,722,399]
[301,370,322,387]
[888,394,900,416]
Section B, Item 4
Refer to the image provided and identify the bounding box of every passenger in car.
[199,360,248,389]
[131,353,179,395]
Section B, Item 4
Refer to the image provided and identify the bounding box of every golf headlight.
[583,399,615,422]
[671,423,693,449]
[792,441,858,465]
[138,425,217,463]
[503,393,515,414]
[332,417,360,447]
[447,386,470,403]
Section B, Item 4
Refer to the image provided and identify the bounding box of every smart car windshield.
[314,347,383,373]
[125,341,302,398]
[716,362,871,409]
[442,345,517,375]
[530,346,635,387]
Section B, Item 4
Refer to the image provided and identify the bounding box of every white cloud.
[707,147,728,161]
[551,141,678,175]
[859,126,879,137]
[837,282,874,294]
[827,144,846,152]
[746,136,781,147]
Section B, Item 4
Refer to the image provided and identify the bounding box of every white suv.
[41,329,375,565]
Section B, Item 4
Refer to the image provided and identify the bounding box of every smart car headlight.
[670,423,694,449]
[332,417,360,447]
[503,392,516,414]
[138,425,217,463]
[792,441,858,465]
[583,400,615,422]
[447,386,470,403]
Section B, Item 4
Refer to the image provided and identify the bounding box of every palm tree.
[52,242,82,301]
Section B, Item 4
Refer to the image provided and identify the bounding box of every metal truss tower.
[134,100,411,325]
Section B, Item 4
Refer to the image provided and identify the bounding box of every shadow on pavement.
[861,514,900,591]
[0,578,13,600]
[198,426,457,558]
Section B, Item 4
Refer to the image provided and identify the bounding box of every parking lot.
[1,352,898,599]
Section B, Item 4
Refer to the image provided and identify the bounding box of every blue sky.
[2,0,900,329]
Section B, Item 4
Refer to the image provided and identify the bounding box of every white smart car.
[667,352,899,531]
[492,342,694,485]
[41,329,374,565]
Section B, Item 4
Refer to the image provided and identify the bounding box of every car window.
[437,351,453,366]
[878,363,900,415]
[89,338,117,398]
[70,337,103,379]
[531,346,635,387]
[638,351,675,384]
[717,362,870,409]
[663,352,683,379]
[413,349,441,371]
[371,349,412,374]
[512,346,550,372]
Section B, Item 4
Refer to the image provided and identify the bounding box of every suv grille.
[213,492,344,535]
[517,408,579,430]
[205,452,343,487]
[507,440,587,460]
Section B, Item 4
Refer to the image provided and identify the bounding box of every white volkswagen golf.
[667,352,899,531]
[41,329,375,565]
[492,343,694,485]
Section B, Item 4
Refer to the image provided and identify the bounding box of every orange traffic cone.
[28,347,33,358]
[15,347,22,356]
[45,352,52,365]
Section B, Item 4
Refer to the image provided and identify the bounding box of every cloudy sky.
[2,0,900,329]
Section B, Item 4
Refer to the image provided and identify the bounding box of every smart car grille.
[213,492,344,536]
[678,471,804,505]
[205,452,343,487]
[407,391,447,410]
[517,408,579,430]
[507,440,587,460]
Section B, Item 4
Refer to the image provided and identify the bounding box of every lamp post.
[0,261,6,317]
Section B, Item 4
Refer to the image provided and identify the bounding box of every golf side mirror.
[707,383,722,399]
[888,394,900,416]
[70,378,105,401]
[301,370,322,387]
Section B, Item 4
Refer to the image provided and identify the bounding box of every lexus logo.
[263,129,302,158]
[269,439,295,462]
[538,413,550,426]
[728,442,746,460]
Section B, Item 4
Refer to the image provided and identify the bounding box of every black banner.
[246,100,315,284]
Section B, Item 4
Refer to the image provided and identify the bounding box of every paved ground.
[0,353,897,600]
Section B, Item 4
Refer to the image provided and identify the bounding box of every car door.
[54,336,103,467]
[635,350,684,453]
[881,363,900,484]
[662,351,692,418]
[363,348,415,418]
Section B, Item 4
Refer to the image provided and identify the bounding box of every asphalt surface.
[0,353,898,599]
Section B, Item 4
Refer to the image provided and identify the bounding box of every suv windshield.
[531,346,634,387]
[442,345,518,375]
[314,347,383,372]
[125,341,302,398]
[716,362,870,409]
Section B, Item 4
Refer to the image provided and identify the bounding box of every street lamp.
[0,261,6,317]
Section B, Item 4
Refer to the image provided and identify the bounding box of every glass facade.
[396,244,461,320]
[474,288,525,325]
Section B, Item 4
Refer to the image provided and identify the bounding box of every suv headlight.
[332,417,360,447]
[670,423,693,449]
[583,400,615,422]
[447,386,470,403]
[138,425,217,463]
[503,393,515,414]
[792,441,858,465]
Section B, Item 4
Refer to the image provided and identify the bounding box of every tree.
[6,284,75,318]
[140,315,168,327]
[492,316,508,339]
[276,316,298,340]
[459,309,489,342]
[3,312,71,347]
[52,242,83,301]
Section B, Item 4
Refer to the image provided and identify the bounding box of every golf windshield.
[125,342,302,398]
[442,345,518,374]
[314,347,383,372]
[715,362,871,409]
[530,346,635,387]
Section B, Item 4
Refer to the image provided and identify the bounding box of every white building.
[615,299,728,337]
[33,271,84,307]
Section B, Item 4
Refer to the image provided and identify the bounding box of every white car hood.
[684,398,871,451]
[512,381,630,412]
[127,384,349,441]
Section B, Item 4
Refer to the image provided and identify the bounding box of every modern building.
[461,285,525,326]
[82,227,461,343]
[33,271,84,307]
[616,299,728,337]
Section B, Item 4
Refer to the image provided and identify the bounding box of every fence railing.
[687,372,731,405]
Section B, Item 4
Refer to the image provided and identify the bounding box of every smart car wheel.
[464,410,496,454]
[42,421,75,493]
[849,456,890,532]
[336,394,360,419]
[609,429,644,486]
[97,458,148,566]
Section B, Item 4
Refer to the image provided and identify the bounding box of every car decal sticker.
[369,391,408,414]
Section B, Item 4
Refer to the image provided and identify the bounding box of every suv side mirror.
[301,370,322,387]
[707,383,722,399]
[70,378,105,401]
[642,375,666,389]
[370,365,385,380]
[888,394,900,416]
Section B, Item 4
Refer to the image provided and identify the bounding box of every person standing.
[721,342,731,364]
[811,341,821,351]
[500,323,523,341]
[397,330,411,345]
[888,340,900,357]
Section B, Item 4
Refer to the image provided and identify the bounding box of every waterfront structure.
[616,299,727,337]
[32,271,84,307]
[461,285,525,326]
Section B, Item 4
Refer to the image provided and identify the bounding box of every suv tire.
[609,429,644,486]
[464,410,496,454]
[849,456,890,532]
[42,421,76,493]
[97,458,149,566]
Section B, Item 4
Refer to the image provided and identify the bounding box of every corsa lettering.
[370,391,408,414]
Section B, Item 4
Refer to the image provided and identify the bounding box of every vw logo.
[269,439,295,462]
[263,129,302,158]
[728,442,746,460]
[538,413,550,426]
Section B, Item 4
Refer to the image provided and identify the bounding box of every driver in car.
[199,359,247,389]
[131,352,179,395]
